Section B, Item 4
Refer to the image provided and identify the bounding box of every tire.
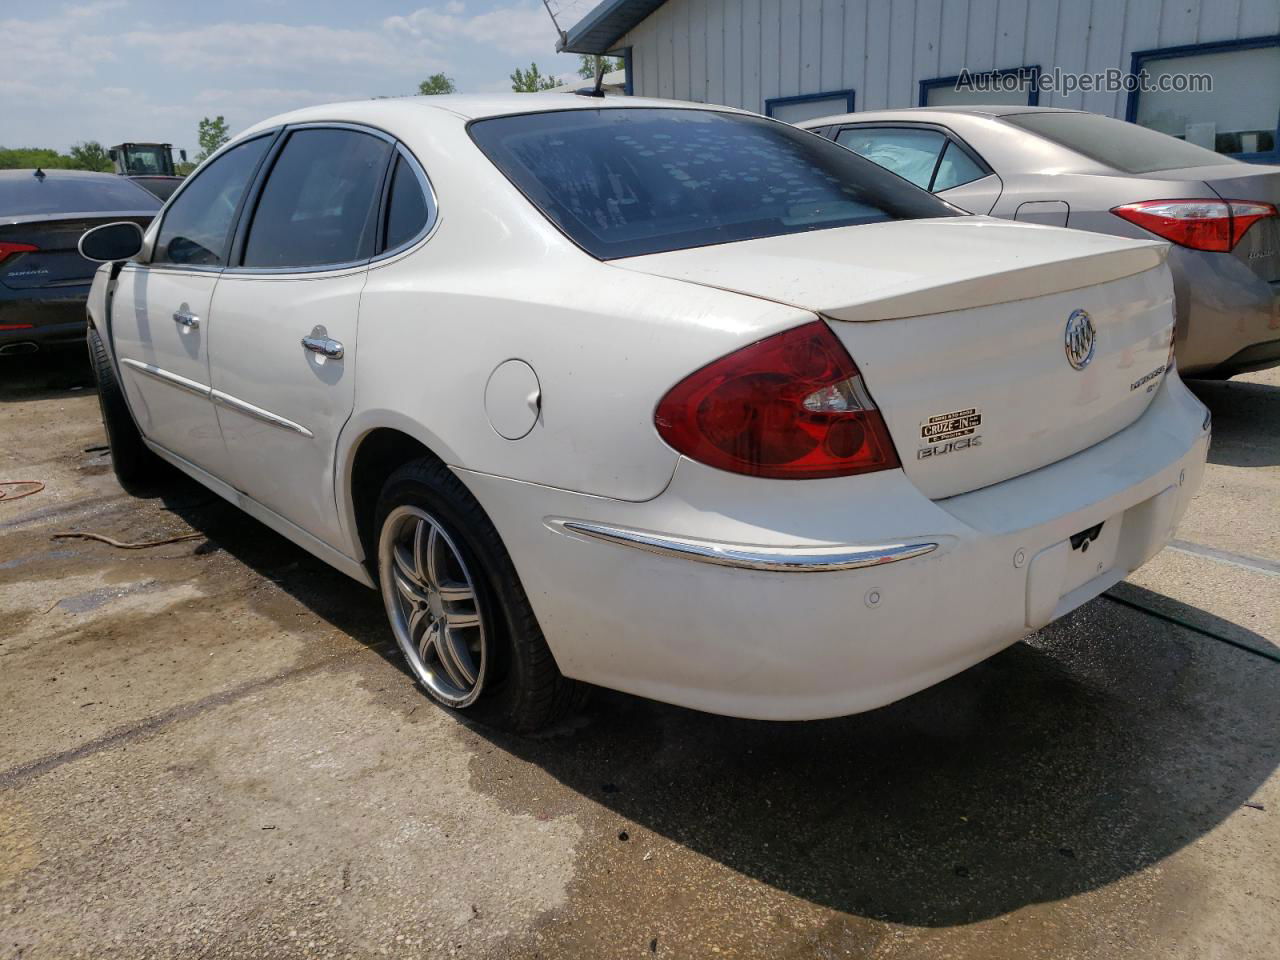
[87,324,163,488]
[374,457,587,733]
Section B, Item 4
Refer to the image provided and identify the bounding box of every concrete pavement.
[1,354,1276,959]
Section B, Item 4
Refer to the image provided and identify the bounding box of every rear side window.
[1003,111,1228,174]
[835,127,947,188]
[933,140,986,192]
[243,128,391,269]
[470,108,956,259]
[154,135,271,266]
[0,174,160,217]
[383,153,431,251]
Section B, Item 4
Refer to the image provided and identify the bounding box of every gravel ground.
[1,351,1277,959]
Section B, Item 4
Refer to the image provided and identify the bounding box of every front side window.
[1132,42,1280,158]
[835,127,947,189]
[154,135,271,267]
[470,108,956,260]
[1004,111,1227,174]
[242,128,391,269]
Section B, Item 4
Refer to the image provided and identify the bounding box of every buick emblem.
[1064,309,1095,370]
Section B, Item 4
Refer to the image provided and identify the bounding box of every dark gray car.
[801,106,1280,378]
[0,169,160,357]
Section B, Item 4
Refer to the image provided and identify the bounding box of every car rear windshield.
[0,174,162,217]
[1002,111,1229,174]
[469,108,958,259]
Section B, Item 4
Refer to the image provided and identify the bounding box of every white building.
[560,0,1280,162]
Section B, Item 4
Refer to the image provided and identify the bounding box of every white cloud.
[0,6,119,80]
[122,22,434,75]
[385,2,562,58]
[63,0,129,18]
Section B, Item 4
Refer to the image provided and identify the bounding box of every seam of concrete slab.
[0,641,397,791]
[1103,592,1280,664]
[1168,539,1280,578]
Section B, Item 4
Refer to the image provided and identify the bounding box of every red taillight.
[1111,199,1277,252]
[654,321,900,479]
[0,241,38,264]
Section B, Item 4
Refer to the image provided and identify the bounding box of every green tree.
[196,115,230,161]
[418,73,457,95]
[510,62,559,92]
[577,54,623,79]
[0,147,77,170]
[68,140,112,172]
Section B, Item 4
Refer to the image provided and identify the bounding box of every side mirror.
[179,149,188,162]
[79,221,145,263]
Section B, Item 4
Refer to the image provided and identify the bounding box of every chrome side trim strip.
[119,358,210,399]
[211,390,314,438]
[119,358,313,438]
[548,519,938,573]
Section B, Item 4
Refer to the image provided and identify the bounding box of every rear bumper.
[0,287,89,350]
[459,374,1210,721]
[1172,248,1280,375]
[1201,337,1280,378]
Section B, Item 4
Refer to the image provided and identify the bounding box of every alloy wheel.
[379,505,487,707]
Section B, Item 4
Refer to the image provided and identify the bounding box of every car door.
[110,134,274,474]
[832,124,1003,214]
[207,125,395,547]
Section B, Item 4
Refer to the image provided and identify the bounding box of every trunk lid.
[0,215,154,291]
[619,218,1175,499]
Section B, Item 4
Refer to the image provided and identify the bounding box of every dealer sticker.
[920,407,982,444]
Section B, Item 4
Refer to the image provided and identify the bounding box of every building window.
[1127,36,1280,162]
[764,90,856,125]
[919,66,1040,108]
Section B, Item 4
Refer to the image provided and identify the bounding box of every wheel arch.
[339,414,464,579]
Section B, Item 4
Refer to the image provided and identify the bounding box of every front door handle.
[301,332,344,360]
[173,309,200,329]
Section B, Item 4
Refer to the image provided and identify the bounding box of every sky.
[3,0,603,155]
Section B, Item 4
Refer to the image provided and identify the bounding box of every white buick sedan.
[81,96,1210,731]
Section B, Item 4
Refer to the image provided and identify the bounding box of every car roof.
[798,104,1085,127]
[240,94,748,140]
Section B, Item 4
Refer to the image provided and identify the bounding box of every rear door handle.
[301,332,344,360]
[173,309,200,329]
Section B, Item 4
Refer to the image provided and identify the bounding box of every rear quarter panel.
[347,240,811,504]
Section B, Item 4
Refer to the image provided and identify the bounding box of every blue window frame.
[764,90,856,124]
[618,46,634,96]
[918,66,1040,107]
[1126,35,1280,163]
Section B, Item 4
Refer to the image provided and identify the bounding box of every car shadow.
[0,348,94,402]
[465,594,1278,927]
[1186,375,1280,468]
[1108,580,1280,657]
[131,472,397,664]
